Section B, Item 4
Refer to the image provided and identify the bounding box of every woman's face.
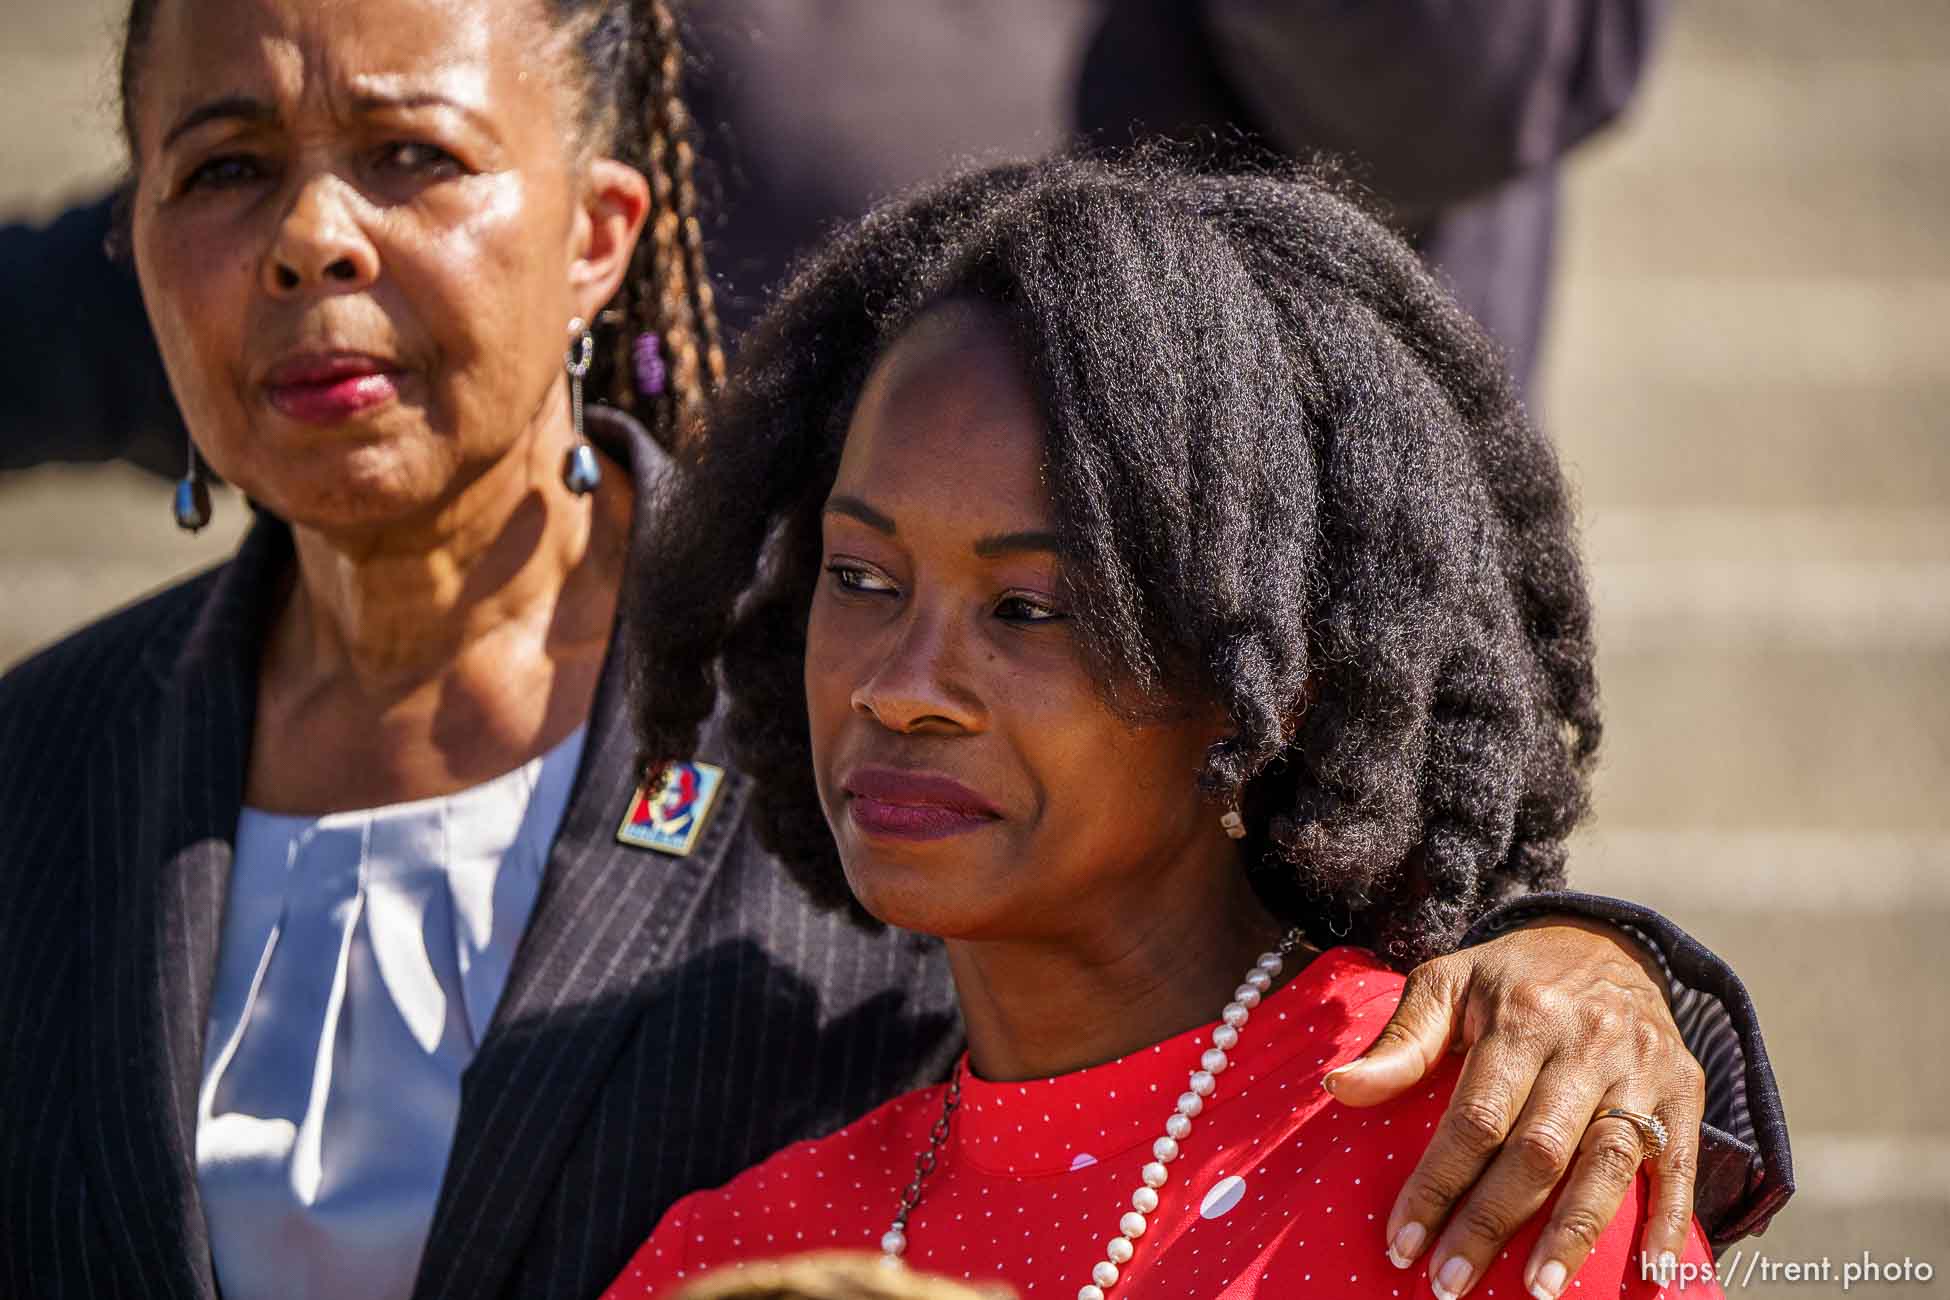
[126,0,642,531]
[806,300,1238,944]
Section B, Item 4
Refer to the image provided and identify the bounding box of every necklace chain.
[881,928,1308,1298]
[890,1066,962,1233]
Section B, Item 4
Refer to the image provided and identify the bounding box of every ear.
[567,158,652,323]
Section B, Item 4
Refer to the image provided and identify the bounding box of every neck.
[245,391,631,811]
[281,394,624,692]
[945,851,1293,1083]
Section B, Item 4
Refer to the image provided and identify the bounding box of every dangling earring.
[172,427,211,532]
[1220,807,1247,839]
[561,316,601,495]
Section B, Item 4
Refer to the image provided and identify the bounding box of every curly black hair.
[630,154,1599,968]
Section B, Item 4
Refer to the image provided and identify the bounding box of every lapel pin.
[617,759,727,857]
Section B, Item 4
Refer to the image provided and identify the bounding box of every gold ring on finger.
[1596,1107,1669,1161]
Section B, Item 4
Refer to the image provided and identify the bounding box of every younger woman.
[604,157,1734,1300]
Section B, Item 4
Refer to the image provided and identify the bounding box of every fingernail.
[1433,1255,1473,1300]
[1530,1259,1567,1300]
[1323,1062,1358,1093]
[1387,1222,1425,1269]
[1658,1251,1678,1284]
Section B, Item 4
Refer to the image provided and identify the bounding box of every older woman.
[608,157,1769,1299]
[0,5,1782,1300]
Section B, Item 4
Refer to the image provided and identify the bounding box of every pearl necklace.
[881,929,1307,1299]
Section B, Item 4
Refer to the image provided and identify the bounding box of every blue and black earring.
[172,427,211,532]
[561,316,601,496]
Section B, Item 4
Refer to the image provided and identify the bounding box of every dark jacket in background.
[1,0,1665,473]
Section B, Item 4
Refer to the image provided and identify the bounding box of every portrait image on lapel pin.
[617,759,727,856]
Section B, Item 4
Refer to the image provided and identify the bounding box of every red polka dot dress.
[603,947,1721,1300]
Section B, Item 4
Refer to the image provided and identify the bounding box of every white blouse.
[196,725,587,1300]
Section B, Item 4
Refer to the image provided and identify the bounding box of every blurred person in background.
[610,154,1733,1300]
[2,0,1665,475]
[0,0,1786,1298]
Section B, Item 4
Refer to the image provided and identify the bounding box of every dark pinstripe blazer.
[0,409,961,1299]
[0,409,1787,1297]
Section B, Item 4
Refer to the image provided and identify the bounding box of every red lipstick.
[842,768,1002,842]
[264,353,402,425]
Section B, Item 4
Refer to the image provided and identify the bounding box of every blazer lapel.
[76,520,290,1300]
[413,409,746,1300]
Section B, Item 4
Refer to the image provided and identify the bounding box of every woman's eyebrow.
[163,96,275,150]
[973,530,1059,558]
[824,495,897,536]
[349,80,497,135]
[826,496,1056,556]
[161,85,494,154]
[354,90,469,113]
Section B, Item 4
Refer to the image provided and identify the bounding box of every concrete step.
[0,49,122,215]
[1677,0,1950,65]
[1592,558,1950,654]
[1544,381,1950,511]
[0,464,247,670]
[0,461,247,558]
[1615,55,1949,174]
[1571,829,1950,914]
[0,0,122,214]
[1591,646,1950,832]
[1580,508,1950,566]
[1562,165,1950,280]
[3,0,123,62]
[1581,508,1950,654]
[1548,275,1950,392]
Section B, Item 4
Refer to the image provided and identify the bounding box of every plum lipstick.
[843,768,1002,842]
